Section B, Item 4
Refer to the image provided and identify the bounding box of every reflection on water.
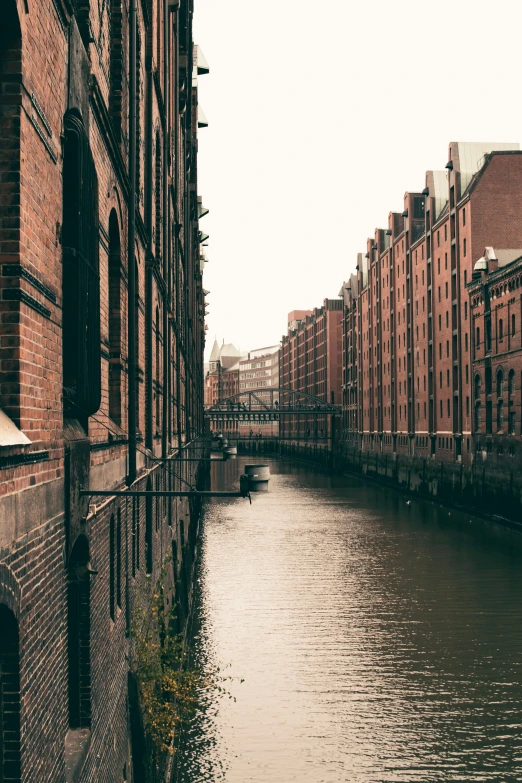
[174,458,522,782]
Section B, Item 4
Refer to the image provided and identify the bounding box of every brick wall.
[0,0,207,780]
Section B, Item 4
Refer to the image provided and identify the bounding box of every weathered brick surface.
[0,0,207,780]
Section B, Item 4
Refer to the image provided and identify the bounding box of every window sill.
[64,728,90,783]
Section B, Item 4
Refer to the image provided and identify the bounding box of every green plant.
[131,561,237,756]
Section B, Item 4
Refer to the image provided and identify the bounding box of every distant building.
[239,346,279,436]
[341,141,522,464]
[279,302,343,442]
[205,341,244,433]
[469,248,522,463]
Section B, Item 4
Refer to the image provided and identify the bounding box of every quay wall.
[237,440,522,530]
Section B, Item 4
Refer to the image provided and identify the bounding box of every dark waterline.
[175,457,522,783]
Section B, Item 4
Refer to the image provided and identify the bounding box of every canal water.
[175,457,522,783]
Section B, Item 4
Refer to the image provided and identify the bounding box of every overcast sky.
[194,0,522,360]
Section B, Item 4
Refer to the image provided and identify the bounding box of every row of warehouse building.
[279,142,522,466]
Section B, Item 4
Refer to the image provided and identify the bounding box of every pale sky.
[194,0,522,360]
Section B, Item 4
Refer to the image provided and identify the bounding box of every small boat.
[244,464,270,492]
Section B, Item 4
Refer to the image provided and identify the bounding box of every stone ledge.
[64,728,90,783]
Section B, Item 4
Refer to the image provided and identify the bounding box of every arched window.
[68,535,91,729]
[145,476,153,574]
[508,369,515,397]
[108,210,122,424]
[0,604,21,782]
[474,374,481,399]
[62,112,101,421]
[109,514,116,621]
[496,368,504,398]
[154,133,162,263]
[499,318,504,341]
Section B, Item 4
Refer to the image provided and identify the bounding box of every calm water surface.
[175,457,522,783]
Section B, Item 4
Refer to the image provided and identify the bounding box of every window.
[136,28,142,199]
[486,400,493,435]
[508,369,515,396]
[146,476,153,574]
[413,197,425,219]
[463,208,466,226]
[497,400,504,431]
[134,260,140,432]
[62,112,101,421]
[109,0,124,142]
[116,509,122,610]
[155,132,162,262]
[499,318,504,341]
[497,369,504,398]
[68,535,91,729]
[0,604,21,782]
[108,210,122,424]
[464,301,468,321]
[132,498,138,576]
[445,282,448,299]
[110,514,116,621]
[463,238,467,257]
[155,306,161,430]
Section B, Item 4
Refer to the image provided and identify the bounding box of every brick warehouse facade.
[279,301,343,444]
[0,1,207,781]
[341,143,522,466]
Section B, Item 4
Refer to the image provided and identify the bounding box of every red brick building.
[279,301,343,441]
[0,1,207,779]
[469,248,522,462]
[238,345,279,436]
[342,142,522,464]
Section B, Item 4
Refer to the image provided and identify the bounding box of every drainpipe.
[144,37,154,452]
[127,0,137,484]
[162,0,170,461]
